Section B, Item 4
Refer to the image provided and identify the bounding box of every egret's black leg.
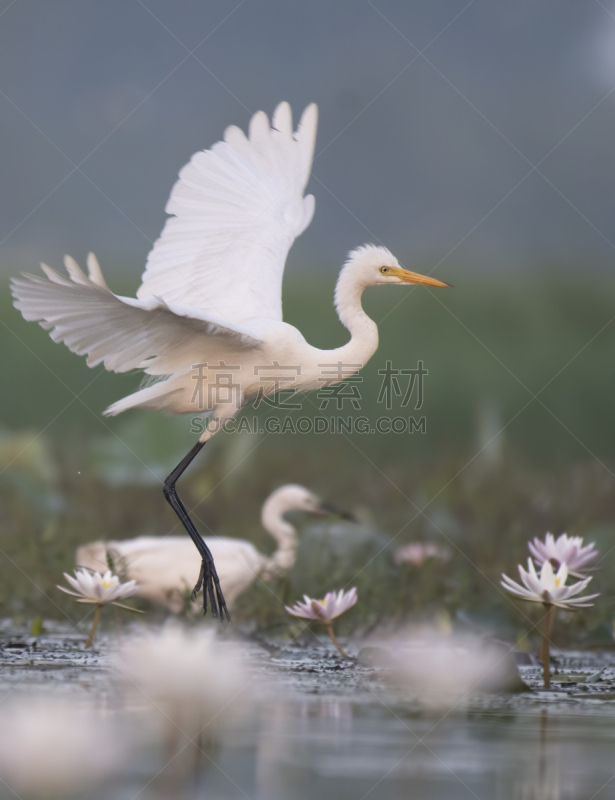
[163,441,231,622]
[192,560,206,596]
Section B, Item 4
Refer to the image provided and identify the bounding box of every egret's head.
[346,244,450,289]
[263,484,354,521]
[271,484,325,514]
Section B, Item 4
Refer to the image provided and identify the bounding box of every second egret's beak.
[390,267,451,288]
[317,501,356,522]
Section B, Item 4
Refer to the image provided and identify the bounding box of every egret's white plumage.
[11,101,448,433]
[76,485,329,612]
[137,102,316,321]
[11,101,449,618]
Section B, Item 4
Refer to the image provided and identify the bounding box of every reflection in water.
[2,672,613,799]
[256,698,355,798]
[245,699,611,800]
[507,711,573,800]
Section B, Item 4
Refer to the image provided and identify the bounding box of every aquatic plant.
[57,568,141,647]
[285,588,357,658]
[528,532,598,578]
[6,436,615,642]
[501,558,598,687]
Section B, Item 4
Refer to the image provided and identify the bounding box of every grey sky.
[1,0,615,281]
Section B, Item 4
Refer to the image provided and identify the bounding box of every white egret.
[75,485,349,612]
[11,101,449,620]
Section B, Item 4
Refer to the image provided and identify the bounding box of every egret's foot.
[191,561,206,600]
[191,560,231,623]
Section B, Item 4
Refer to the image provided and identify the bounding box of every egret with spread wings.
[12,101,449,622]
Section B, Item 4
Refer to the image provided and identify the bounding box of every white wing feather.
[136,101,318,325]
[11,257,260,377]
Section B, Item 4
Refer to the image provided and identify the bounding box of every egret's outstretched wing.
[11,255,261,376]
[137,102,318,326]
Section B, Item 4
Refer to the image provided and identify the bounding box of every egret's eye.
[380,266,390,275]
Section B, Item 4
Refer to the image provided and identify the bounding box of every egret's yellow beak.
[389,267,451,287]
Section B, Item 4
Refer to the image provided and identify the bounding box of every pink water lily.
[394,542,451,567]
[285,588,358,624]
[501,558,598,610]
[285,588,358,658]
[58,569,139,605]
[528,532,598,578]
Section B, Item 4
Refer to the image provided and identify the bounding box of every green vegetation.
[2,269,615,648]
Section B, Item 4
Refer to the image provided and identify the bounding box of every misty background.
[1,0,615,275]
[3,0,615,455]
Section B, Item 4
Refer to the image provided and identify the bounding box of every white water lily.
[386,633,523,708]
[501,558,598,610]
[285,588,357,658]
[58,568,139,605]
[116,625,248,746]
[0,699,124,797]
[528,532,599,578]
[502,558,599,688]
[58,568,141,648]
[285,588,358,624]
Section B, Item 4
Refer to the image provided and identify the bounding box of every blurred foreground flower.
[528,532,598,578]
[394,541,451,566]
[285,588,357,658]
[501,558,599,687]
[117,625,248,751]
[58,568,141,648]
[0,699,124,797]
[385,633,523,708]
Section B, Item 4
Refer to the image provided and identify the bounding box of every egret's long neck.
[333,263,379,363]
[260,498,297,579]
